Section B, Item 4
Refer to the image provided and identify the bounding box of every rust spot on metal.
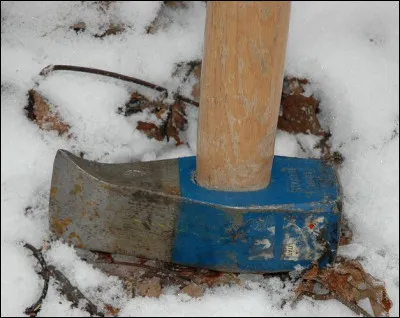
[164,185,180,195]
[50,187,58,199]
[69,232,84,248]
[51,217,72,236]
[70,184,82,195]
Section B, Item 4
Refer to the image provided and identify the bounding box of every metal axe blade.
[49,149,341,273]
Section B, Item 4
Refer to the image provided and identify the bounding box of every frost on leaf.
[278,77,325,136]
[24,89,70,136]
[295,258,393,317]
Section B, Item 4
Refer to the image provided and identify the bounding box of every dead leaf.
[165,101,187,145]
[70,22,86,33]
[278,81,325,136]
[136,121,165,141]
[95,23,125,38]
[136,277,162,298]
[25,89,70,136]
[296,259,393,317]
[104,304,120,317]
[282,77,310,97]
[164,1,188,9]
[180,283,205,298]
[119,91,165,116]
[133,98,187,146]
[339,216,353,246]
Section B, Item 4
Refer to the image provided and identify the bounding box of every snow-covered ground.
[1,1,398,316]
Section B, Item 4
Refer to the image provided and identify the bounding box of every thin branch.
[39,64,199,107]
[47,265,104,317]
[23,243,50,317]
[24,243,104,317]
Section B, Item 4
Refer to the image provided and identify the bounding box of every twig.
[24,243,104,317]
[23,243,50,317]
[47,265,104,317]
[294,291,373,317]
[39,64,199,107]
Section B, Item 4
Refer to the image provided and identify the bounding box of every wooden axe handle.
[196,1,291,191]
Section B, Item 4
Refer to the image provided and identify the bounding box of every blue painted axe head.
[49,149,342,273]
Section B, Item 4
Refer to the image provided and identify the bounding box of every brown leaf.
[179,283,205,298]
[301,263,319,280]
[164,1,188,9]
[165,101,187,145]
[25,89,70,136]
[120,91,165,116]
[192,271,241,288]
[95,23,125,38]
[70,22,86,33]
[279,77,325,136]
[278,93,325,136]
[136,277,162,298]
[134,100,187,146]
[296,259,393,317]
[136,121,165,141]
[104,304,120,317]
[282,77,309,97]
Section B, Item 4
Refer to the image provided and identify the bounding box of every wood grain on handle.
[196,1,291,191]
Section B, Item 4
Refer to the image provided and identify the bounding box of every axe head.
[49,149,342,273]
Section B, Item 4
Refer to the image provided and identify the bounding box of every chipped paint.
[255,239,271,249]
[249,238,274,260]
[268,226,275,234]
[284,240,300,260]
[282,216,328,261]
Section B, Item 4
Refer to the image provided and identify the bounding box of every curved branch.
[39,64,199,107]
[23,243,50,317]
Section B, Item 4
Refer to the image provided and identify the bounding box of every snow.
[1,1,398,317]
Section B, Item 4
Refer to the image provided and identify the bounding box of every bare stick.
[23,243,50,317]
[39,64,199,107]
[24,243,104,317]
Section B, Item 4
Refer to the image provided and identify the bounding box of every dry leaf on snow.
[295,259,393,317]
[25,89,70,136]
